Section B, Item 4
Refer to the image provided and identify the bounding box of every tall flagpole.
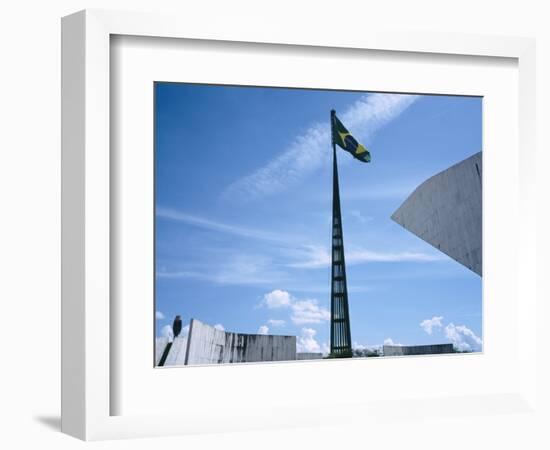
[330,110,353,358]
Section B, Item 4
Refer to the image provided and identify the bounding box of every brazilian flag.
[331,111,371,163]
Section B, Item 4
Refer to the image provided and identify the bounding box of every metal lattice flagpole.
[330,110,353,358]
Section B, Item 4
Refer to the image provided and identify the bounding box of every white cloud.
[261,290,330,325]
[445,323,482,352]
[223,93,418,201]
[267,319,286,327]
[289,245,443,269]
[383,338,402,346]
[213,323,225,331]
[257,325,269,335]
[417,315,483,352]
[420,316,444,335]
[290,299,330,325]
[296,328,322,353]
[161,324,174,343]
[155,311,165,320]
[263,289,292,308]
[161,323,189,342]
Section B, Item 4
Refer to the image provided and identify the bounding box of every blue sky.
[154,83,483,354]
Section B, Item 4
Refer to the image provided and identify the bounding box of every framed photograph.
[62,9,538,441]
[153,83,482,368]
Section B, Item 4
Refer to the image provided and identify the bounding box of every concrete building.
[157,318,297,366]
[185,319,297,365]
[391,152,482,276]
[383,343,454,356]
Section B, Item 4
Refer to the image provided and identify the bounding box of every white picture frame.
[61,9,538,441]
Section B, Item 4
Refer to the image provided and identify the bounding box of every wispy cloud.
[155,311,165,320]
[223,93,418,201]
[156,207,287,243]
[289,245,444,269]
[287,284,375,294]
[157,254,288,286]
[340,181,421,201]
[348,210,373,224]
[347,248,444,264]
[156,208,444,288]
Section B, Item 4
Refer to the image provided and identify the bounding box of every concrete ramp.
[155,337,169,366]
[164,336,188,366]
[391,152,482,276]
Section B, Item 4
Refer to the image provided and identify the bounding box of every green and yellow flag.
[331,111,371,163]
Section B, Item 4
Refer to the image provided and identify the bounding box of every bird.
[172,315,182,338]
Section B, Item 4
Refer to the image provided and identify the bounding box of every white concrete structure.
[391,152,482,276]
[163,336,188,366]
[156,318,298,366]
[185,319,297,365]
[154,337,169,366]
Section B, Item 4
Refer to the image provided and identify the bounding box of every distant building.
[383,343,454,356]
[391,152,482,276]
[296,353,323,360]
